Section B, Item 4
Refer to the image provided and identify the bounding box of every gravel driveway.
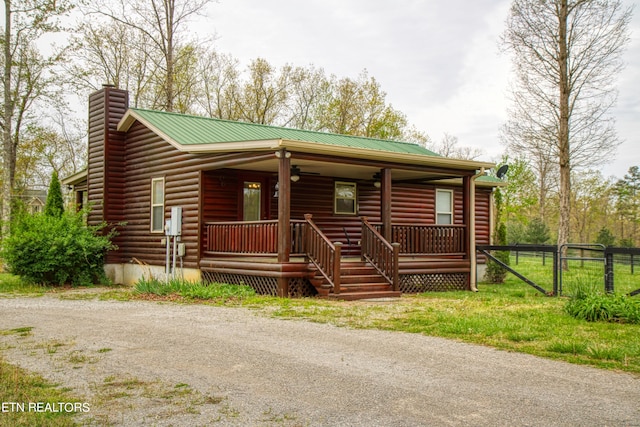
[0,294,639,426]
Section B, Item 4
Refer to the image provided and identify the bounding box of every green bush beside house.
[1,209,116,286]
[1,171,117,286]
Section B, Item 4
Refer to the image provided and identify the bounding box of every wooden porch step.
[309,260,401,301]
[340,274,387,284]
[340,282,393,292]
[326,290,402,301]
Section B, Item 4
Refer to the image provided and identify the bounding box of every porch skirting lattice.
[201,271,318,298]
[399,273,469,293]
[203,270,469,297]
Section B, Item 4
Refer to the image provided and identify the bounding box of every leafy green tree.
[525,218,550,244]
[318,70,407,140]
[486,222,510,284]
[614,166,640,243]
[618,237,634,248]
[485,187,510,283]
[595,227,616,247]
[498,155,538,225]
[572,170,615,244]
[506,220,526,245]
[44,170,64,218]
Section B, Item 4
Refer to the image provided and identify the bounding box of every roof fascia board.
[61,169,88,185]
[434,177,507,187]
[118,110,282,153]
[185,140,283,153]
[279,139,495,171]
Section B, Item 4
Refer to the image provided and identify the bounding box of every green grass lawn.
[0,273,51,296]
[261,282,640,375]
[0,328,83,427]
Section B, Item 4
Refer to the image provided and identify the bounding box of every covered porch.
[198,147,493,299]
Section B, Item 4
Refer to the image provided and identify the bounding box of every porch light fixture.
[290,165,301,182]
[373,172,381,188]
[273,182,279,198]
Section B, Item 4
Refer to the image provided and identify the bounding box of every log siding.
[88,86,494,288]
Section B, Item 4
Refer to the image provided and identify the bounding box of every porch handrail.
[304,214,341,294]
[361,217,400,291]
[204,220,306,254]
[370,223,466,254]
[391,224,466,254]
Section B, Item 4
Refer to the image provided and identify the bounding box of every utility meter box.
[169,207,182,236]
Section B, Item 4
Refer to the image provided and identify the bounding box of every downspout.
[469,168,486,292]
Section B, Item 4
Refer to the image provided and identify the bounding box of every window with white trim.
[435,189,453,225]
[335,181,357,215]
[150,177,165,232]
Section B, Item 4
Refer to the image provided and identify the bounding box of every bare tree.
[195,49,241,120]
[64,20,152,102]
[429,133,484,160]
[284,65,330,130]
[85,0,214,112]
[501,0,632,251]
[236,58,292,125]
[64,21,135,92]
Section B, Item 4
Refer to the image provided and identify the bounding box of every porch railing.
[390,224,466,254]
[204,220,305,254]
[304,214,342,294]
[205,221,466,257]
[361,217,400,291]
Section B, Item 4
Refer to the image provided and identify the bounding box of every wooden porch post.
[380,168,392,242]
[463,175,472,289]
[277,149,291,297]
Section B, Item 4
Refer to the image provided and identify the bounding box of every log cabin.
[64,85,501,300]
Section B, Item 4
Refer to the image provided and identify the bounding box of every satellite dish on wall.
[496,164,509,179]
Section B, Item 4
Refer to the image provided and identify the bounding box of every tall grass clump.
[134,277,255,300]
[565,282,640,324]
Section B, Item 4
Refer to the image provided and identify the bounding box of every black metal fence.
[476,244,640,297]
[604,247,640,296]
[477,244,558,295]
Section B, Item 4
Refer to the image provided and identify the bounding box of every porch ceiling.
[227,156,474,183]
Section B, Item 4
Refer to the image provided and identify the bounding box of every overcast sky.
[198,0,640,179]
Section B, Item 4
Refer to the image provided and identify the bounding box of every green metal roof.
[127,108,440,157]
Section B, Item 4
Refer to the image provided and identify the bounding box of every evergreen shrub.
[485,222,510,283]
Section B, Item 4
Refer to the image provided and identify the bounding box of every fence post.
[605,250,614,294]
[552,247,559,296]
